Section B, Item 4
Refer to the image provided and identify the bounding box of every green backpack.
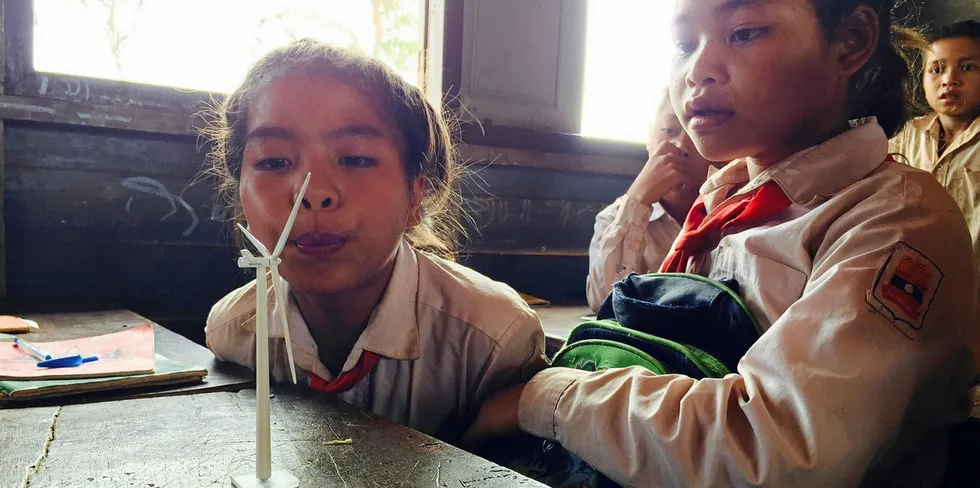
[553,272,762,378]
[552,319,731,377]
[498,273,763,488]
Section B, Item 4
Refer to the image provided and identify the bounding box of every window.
[580,0,676,144]
[32,0,425,93]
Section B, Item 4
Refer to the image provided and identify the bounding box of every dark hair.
[201,39,462,258]
[811,0,927,137]
[929,20,980,44]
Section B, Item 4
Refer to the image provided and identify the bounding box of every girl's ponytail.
[848,26,928,137]
[813,0,927,137]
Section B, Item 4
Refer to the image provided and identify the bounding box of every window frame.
[5,0,214,115]
[5,0,646,159]
[430,0,646,158]
[8,0,437,117]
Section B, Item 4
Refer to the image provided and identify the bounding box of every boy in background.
[891,20,980,257]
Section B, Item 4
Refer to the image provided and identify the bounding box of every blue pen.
[12,338,98,368]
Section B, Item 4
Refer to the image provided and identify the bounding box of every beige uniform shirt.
[519,119,979,487]
[891,115,980,419]
[890,114,980,260]
[206,239,547,440]
[586,197,682,311]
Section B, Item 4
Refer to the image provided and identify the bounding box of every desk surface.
[534,305,592,357]
[3,309,253,406]
[0,389,545,488]
[535,305,593,338]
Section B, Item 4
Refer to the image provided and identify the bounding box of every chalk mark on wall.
[63,80,90,101]
[120,176,199,237]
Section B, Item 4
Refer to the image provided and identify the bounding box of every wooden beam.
[0,119,6,301]
[440,0,464,113]
[458,143,643,177]
[461,122,648,158]
[0,93,645,177]
[422,0,445,110]
[460,247,587,257]
[2,0,29,95]
[0,94,196,136]
[0,0,9,299]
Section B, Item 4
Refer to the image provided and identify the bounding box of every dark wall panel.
[460,164,631,255]
[930,0,979,25]
[3,122,636,337]
[3,121,247,341]
[460,254,589,304]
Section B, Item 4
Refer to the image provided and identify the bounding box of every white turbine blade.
[272,172,311,258]
[271,266,297,385]
[237,223,272,257]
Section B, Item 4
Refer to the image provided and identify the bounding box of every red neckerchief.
[660,182,792,273]
[306,351,382,394]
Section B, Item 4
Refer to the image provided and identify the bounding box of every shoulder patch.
[867,241,944,337]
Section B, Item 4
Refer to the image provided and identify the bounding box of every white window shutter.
[459,0,588,133]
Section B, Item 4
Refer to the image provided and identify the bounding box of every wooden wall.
[928,0,980,25]
[459,164,631,304]
[1,116,636,343]
[3,122,244,342]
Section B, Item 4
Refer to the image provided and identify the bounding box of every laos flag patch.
[868,242,944,337]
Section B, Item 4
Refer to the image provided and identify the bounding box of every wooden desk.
[0,389,545,488]
[2,309,253,406]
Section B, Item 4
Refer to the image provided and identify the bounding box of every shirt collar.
[935,113,980,158]
[356,238,421,362]
[923,112,941,137]
[699,117,888,209]
[906,112,980,162]
[266,238,422,375]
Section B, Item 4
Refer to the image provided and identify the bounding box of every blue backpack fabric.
[494,273,762,488]
[562,272,762,375]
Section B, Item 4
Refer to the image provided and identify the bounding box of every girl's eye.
[339,156,378,168]
[661,128,681,137]
[255,158,292,171]
[730,27,767,44]
[675,39,697,57]
[962,64,976,72]
[930,65,944,74]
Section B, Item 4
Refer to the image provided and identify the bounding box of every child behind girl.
[890,20,980,267]
[587,91,717,310]
[465,0,979,486]
[203,39,546,441]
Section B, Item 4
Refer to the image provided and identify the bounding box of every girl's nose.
[296,168,339,212]
[301,197,332,209]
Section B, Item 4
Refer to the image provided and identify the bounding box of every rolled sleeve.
[518,367,589,440]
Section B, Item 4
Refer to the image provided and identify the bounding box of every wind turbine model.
[231,172,311,488]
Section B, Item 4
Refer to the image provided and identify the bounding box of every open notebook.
[0,322,156,380]
[0,353,206,401]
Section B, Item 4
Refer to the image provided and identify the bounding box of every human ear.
[831,5,879,77]
[407,176,424,227]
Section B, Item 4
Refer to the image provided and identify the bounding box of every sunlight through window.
[33,0,424,93]
[580,0,676,144]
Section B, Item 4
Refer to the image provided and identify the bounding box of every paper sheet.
[0,322,155,379]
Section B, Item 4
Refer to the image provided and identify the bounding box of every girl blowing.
[466,1,979,486]
[587,91,717,311]
[203,39,546,441]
